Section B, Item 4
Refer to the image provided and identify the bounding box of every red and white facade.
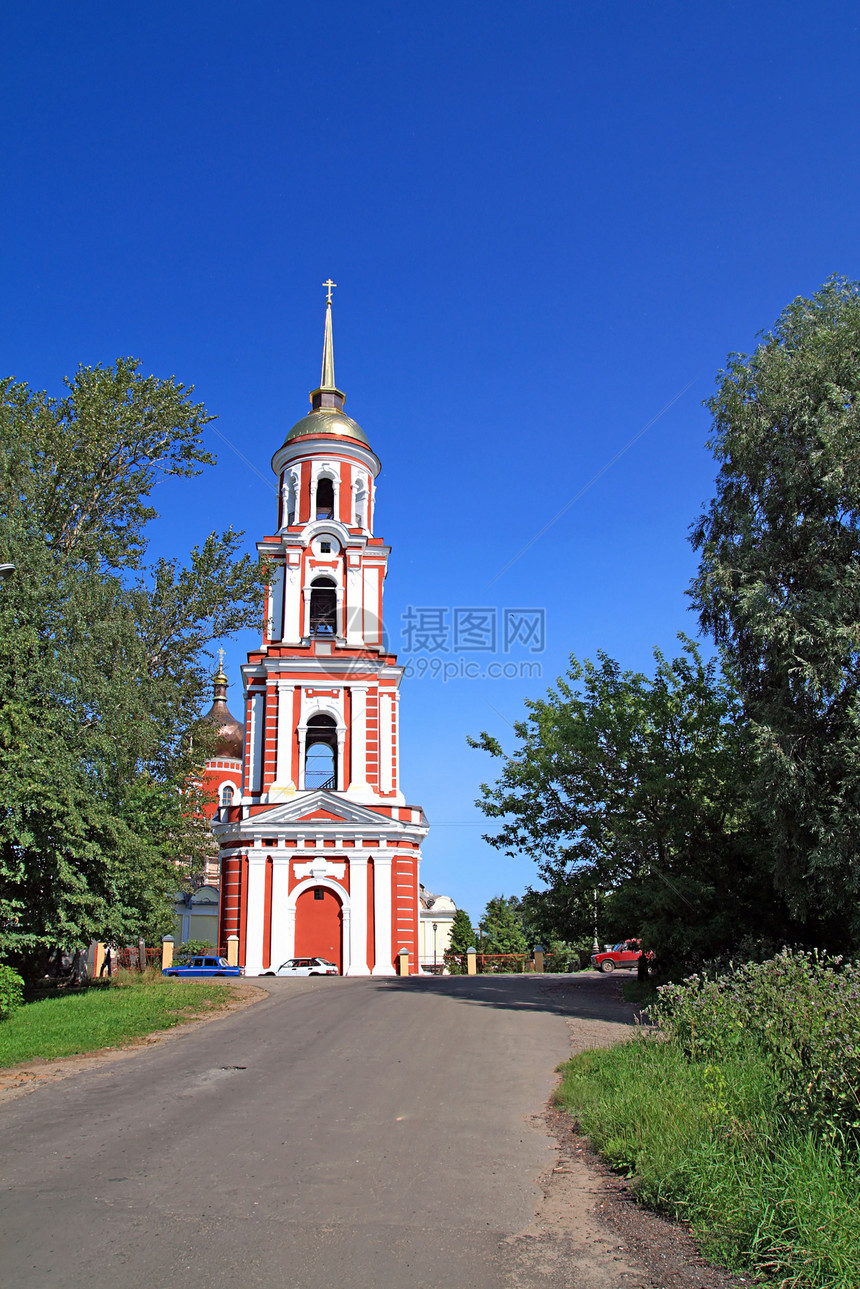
[213,292,428,975]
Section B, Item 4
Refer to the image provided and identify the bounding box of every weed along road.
[1,974,654,1289]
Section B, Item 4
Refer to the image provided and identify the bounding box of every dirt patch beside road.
[503,973,752,1289]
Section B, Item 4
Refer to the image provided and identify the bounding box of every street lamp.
[593,888,600,953]
[432,921,438,968]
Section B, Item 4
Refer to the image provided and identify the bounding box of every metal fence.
[115,946,161,970]
[443,952,532,974]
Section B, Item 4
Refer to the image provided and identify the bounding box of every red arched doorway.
[294,885,343,973]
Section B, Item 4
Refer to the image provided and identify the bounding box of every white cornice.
[271,435,381,479]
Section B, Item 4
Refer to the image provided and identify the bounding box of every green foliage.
[479,894,528,954]
[691,277,860,943]
[0,972,239,1066]
[447,908,475,955]
[174,937,217,964]
[0,360,265,980]
[470,641,780,972]
[651,949,860,1144]
[557,951,860,1287]
[0,964,25,1020]
[557,1040,860,1289]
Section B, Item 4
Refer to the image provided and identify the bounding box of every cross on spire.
[217,647,225,669]
[323,278,337,303]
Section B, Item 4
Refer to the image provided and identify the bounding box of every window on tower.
[309,577,337,635]
[316,477,334,519]
[220,785,234,806]
[305,714,337,790]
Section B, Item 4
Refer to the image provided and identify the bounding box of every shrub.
[650,949,860,1143]
[0,964,25,1020]
[173,938,217,965]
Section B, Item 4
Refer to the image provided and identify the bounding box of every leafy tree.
[470,643,784,972]
[517,884,595,950]
[0,360,265,980]
[479,895,528,954]
[691,278,860,945]
[447,908,476,954]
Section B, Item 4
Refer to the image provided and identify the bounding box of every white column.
[346,563,363,644]
[244,851,266,975]
[348,685,368,791]
[347,856,370,975]
[362,567,379,644]
[275,682,294,787]
[372,854,395,976]
[379,691,393,793]
[297,725,307,789]
[302,586,311,638]
[269,564,285,642]
[336,729,346,791]
[283,563,301,643]
[248,690,265,794]
[335,586,344,639]
[269,858,291,969]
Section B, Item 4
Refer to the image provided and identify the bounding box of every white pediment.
[247,790,399,828]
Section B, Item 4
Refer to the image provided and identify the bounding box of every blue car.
[163,955,244,977]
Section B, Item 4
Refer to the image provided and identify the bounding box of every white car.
[264,956,338,977]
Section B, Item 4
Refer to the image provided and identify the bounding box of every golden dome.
[283,407,369,447]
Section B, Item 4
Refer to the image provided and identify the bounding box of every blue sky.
[3,2,859,920]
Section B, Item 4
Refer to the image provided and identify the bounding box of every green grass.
[620,978,659,1007]
[556,1037,860,1289]
[0,970,241,1066]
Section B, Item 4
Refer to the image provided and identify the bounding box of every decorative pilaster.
[372,854,395,975]
[244,851,267,974]
[346,855,370,975]
[348,685,368,792]
[274,681,295,790]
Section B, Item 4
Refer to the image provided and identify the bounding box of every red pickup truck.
[591,939,649,973]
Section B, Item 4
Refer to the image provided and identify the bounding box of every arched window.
[309,577,337,635]
[316,477,334,519]
[220,784,234,806]
[305,714,337,789]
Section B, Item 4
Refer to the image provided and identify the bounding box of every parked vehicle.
[163,955,243,977]
[590,939,650,973]
[264,957,338,977]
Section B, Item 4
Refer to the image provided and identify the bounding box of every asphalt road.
[0,974,631,1289]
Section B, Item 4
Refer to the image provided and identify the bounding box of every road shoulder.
[0,979,267,1105]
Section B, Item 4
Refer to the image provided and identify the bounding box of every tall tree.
[470,643,781,970]
[447,907,476,955]
[0,360,265,978]
[691,278,860,944]
[479,895,528,954]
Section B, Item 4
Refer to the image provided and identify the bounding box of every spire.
[310,280,346,413]
[213,648,228,700]
[321,280,336,389]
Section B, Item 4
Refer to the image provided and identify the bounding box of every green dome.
[283,408,369,447]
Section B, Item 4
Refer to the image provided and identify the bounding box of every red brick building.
[210,289,428,974]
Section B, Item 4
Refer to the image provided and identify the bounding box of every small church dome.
[201,665,244,760]
[283,408,369,448]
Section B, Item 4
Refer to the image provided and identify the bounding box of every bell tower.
[213,286,428,976]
